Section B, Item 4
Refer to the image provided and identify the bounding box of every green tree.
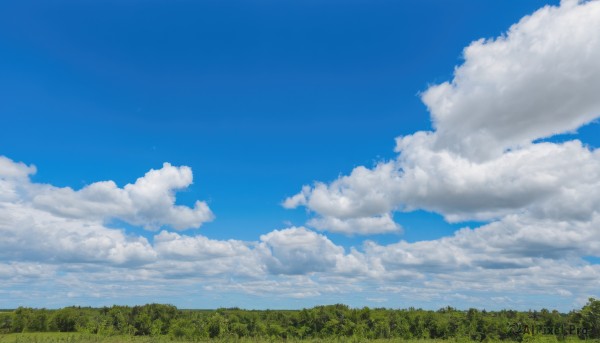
[581,297,600,338]
[0,312,12,334]
[51,307,78,332]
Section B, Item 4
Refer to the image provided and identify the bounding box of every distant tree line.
[0,299,599,341]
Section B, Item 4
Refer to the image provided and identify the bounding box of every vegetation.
[0,299,599,342]
[5,335,589,343]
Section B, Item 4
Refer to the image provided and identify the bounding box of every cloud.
[2,153,600,309]
[0,156,362,282]
[258,227,345,275]
[271,0,600,308]
[282,185,310,209]
[299,163,401,219]
[0,156,36,179]
[287,138,600,227]
[395,137,600,222]
[31,162,214,230]
[308,213,401,235]
[423,0,600,161]
[0,202,157,266]
[0,157,213,267]
[0,156,36,202]
[152,231,262,277]
[154,231,251,260]
[363,212,600,276]
[207,276,325,298]
[284,0,600,233]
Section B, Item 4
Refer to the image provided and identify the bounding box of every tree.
[581,298,600,338]
[51,307,78,332]
[0,312,12,334]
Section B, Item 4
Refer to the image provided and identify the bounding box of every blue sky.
[2,0,600,311]
[0,0,559,243]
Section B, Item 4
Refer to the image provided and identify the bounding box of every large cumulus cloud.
[285,0,600,232]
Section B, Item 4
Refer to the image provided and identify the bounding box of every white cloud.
[258,227,345,275]
[0,156,36,179]
[0,202,157,265]
[363,212,600,276]
[301,163,402,219]
[395,138,600,222]
[0,156,365,285]
[154,230,251,260]
[0,156,36,202]
[152,231,263,277]
[32,162,214,231]
[2,153,600,308]
[423,0,600,161]
[284,0,600,233]
[282,185,310,209]
[270,0,600,308]
[207,276,325,298]
[308,213,401,235]
[287,138,600,227]
[0,262,55,282]
[0,157,213,267]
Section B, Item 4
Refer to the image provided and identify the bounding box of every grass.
[1,333,170,343]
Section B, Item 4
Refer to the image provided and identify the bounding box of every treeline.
[1,299,599,341]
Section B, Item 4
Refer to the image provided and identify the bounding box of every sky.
[1,0,600,311]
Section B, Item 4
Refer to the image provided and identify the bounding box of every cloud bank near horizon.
[3,151,600,309]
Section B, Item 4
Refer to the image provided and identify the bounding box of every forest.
[0,298,599,342]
